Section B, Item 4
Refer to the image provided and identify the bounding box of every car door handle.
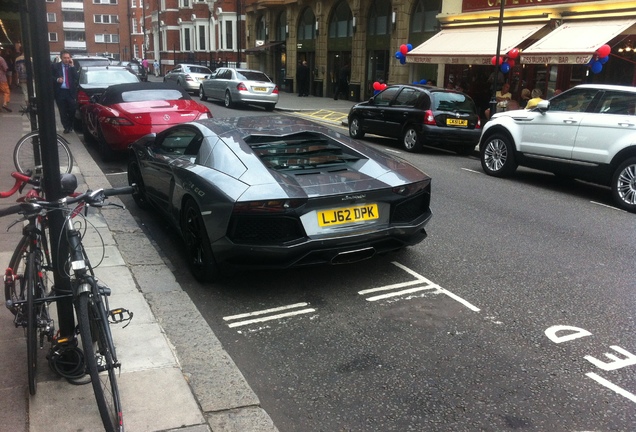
[618,121,635,127]
[562,118,578,124]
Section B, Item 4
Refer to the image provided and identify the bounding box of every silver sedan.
[199,67,279,111]
[163,63,212,93]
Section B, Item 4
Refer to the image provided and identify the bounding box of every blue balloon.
[500,62,510,73]
[395,51,403,60]
[419,79,428,84]
[399,57,406,65]
[599,55,609,64]
[590,61,603,74]
[413,81,419,84]
[407,43,413,51]
[374,89,381,95]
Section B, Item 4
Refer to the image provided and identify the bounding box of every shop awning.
[521,18,636,64]
[406,23,548,65]
[244,41,285,54]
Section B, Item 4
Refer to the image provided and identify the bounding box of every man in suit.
[52,50,78,133]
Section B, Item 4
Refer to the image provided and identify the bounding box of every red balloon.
[380,83,387,90]
[373,81,382,91]
[506,58,515,68]
[491,55,503,66]
[400,44,408,55]
[597,44,611,58]
[508,48,520,59]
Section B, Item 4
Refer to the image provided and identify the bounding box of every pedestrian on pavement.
[142,58,149,73]
[333,63,350,100]
[14,53,30,105]
[153,59,160,77]
[51,50,78,133]
[296,60,310,97]
[0,52,11,112]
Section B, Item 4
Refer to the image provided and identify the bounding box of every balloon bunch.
[412,79,428,85]
[588,44,611,74]
[373,81,388,95]
[491,47,520,74]
[395,43,413,65]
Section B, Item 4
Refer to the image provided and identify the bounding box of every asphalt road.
[92,103,636,431]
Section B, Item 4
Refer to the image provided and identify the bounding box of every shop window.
[328,1,353,39]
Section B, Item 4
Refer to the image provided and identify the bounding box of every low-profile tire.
[480,133,517,177]
[349,117,365,139]
[264,104,275,112]
[182,200,219,283]
[199,86,207,101]
[611,157,636,213]
[127,159,151,210]
[402,126,423,152]
[83,126,97,145]
[224,90,233,108]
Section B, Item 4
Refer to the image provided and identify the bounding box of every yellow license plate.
[318,204,379,227]
[253,87,267,92]
[446,118,468,127]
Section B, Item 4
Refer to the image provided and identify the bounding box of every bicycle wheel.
[5,235,28,316]
[26,252,38,395]
[13,130,74,175]
[77,291,123,432]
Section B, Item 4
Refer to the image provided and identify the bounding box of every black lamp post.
[489,0,506,119]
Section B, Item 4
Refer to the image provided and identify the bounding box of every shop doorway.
[328,51,352,99]
[365,50,389,100]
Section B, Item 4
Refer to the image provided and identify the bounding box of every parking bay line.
[359,261,481,312]
[224,302,316,328]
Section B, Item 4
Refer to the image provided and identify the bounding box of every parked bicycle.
[1,175,134,432]
[15,99,74,175]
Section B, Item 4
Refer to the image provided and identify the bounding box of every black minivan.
[348,84,481,155]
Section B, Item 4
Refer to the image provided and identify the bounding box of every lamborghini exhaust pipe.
[331,247,376,264]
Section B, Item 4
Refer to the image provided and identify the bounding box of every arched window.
[276,11,287,41]
[411,0,440,34]
[329,1,353,38]
[297,8,316,41]
[367,0,391,36]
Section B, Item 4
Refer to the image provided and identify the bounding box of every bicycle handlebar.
[0,172,40,199]
[0,185,136,219]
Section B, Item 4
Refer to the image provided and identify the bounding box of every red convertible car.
[82,82,212,160]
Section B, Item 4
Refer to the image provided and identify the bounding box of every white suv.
[479,84,636,213]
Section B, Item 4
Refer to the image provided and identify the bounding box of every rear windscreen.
[432,93,476,114]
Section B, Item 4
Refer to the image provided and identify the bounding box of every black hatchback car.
[348,84,481,155]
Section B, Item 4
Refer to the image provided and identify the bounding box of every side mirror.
[536,99,550,113]
[368,96,375,104]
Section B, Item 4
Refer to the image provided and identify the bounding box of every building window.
[329,1,353,38]
[64,31,86,42]
[411,0,440,33]
[198,25,206,51]
[95,14,119,24]
[297,8,316,41]
[368,0,390,36]
[183,28,191,51]
[49,32,58,42]
[47,13,56,23]
[62,11,85,22]
[132,19,138,33]
[256,16,266,41]
[131,0,136,6]
[134,44,140,59]
[46,0,55,3]
[95,33,120,43]
[225,21,233,49]
[93,0,118,4]
[276,11,287,41]
[180,0,190,7]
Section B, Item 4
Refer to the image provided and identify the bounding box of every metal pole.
[27,0,75,337]
[489,0,506,119]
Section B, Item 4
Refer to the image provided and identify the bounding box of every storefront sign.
[521,54,593,64]
[463,0,593,12]
[407,55,495,65]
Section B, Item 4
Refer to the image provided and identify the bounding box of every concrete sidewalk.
[0,85,280,431]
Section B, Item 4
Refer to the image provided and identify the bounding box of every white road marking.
[105,172,127,176]
[359,261,481,312]
[226,308,316,328]
[586,372,636,403]
[461,168,482,174]
[224,302,316,328]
